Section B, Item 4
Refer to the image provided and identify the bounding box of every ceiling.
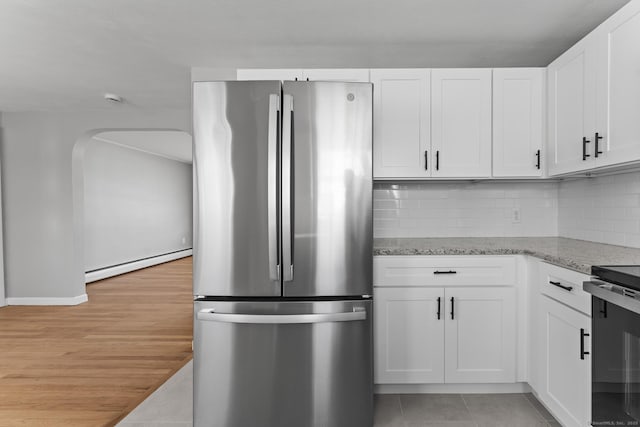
[93,131,192,164]
[0,0,631,112]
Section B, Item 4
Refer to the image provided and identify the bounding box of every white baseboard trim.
[375,382,532,394]
[85,249,193,283]
[7,293,89,306]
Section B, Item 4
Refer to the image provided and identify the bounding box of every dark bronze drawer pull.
[549,280,573,292]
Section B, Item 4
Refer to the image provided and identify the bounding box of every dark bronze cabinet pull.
[424,150,428,170]
[582,137,591,161]
[549,280,573,292]
[580,328,590,360]
[434,270,457,275]
[436,297,441,320]
[450,297,455,320]
[436,151,440,171]
[595,132,603,158]
[535,149,541,169]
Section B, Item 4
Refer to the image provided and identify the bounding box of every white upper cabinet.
[548,0,640,175]
[547,37,596,176]
[431,69,492,178]
[301,69,369,82]
[492,69,544,178]
[592,0,640,167]
[371,69,431,178]
[236,69,303,81]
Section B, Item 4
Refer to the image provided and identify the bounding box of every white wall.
[374,181,559,238]
[558,171,640,248]
[0,109,188,302]
[190,67,237,82]
[83,137,192,272]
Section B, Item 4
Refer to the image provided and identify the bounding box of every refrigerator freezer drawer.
[193,300,373,427]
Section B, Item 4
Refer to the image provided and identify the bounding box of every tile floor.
[117,361,561,427]
[116,361,193,427]
[374,393,561,427]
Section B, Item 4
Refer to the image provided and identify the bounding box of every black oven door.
[592,294,640,425]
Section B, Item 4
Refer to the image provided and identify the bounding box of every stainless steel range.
[585,266,640,426]
[191,80,373,427]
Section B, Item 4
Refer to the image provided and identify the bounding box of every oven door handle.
[584,281,640,315]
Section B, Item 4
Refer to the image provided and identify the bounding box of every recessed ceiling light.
[104,93,123,103]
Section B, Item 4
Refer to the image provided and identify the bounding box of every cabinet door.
[301,69,369,82]
[236,69,303,80]
[538,296,591,427]
[374,287,444,383]
[492,68,544,178]
[444,287,516,383]
[431,69,492,178]
[370,69,430,178]
[593,0,640,167]
[547,38,597,176]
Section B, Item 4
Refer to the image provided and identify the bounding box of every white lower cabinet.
[374,287,444,383]
[531,261,593,427]
[444,287,516,383]
[374,286,516,384]
[537,295,591,427]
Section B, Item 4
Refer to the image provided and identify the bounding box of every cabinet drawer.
[373,256,517,287]
[539,262,592,316]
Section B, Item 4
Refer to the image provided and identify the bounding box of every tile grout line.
[459,393,479,427]
[520,394,550,426]
[397,394,407,427]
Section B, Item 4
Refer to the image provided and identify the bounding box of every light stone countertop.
[373,237,640,275]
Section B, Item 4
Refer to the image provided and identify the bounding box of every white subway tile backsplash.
[558,171,640,249]
[374,171,640,247]
[625,233,640,248]
[614,220,639,233]
[373,181,558,238]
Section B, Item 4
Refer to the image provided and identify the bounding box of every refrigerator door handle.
[197,308,366,324]
[267,93,280,281]
[282,93,294,282]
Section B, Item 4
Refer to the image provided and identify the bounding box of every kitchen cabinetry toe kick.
[375,382,532,394]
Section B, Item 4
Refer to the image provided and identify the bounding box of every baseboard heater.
[85,249,193,283]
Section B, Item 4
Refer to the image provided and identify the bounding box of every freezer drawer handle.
[196,308,366,324]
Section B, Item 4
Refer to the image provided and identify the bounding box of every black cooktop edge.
[592,265,640,292]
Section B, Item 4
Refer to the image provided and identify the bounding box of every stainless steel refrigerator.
[192,80,373,427]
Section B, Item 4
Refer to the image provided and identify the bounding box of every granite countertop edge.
[373,237,640,275]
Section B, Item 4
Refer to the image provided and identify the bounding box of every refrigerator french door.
[192,80,373,427]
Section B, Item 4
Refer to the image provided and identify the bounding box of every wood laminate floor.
[0,257,193,427]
